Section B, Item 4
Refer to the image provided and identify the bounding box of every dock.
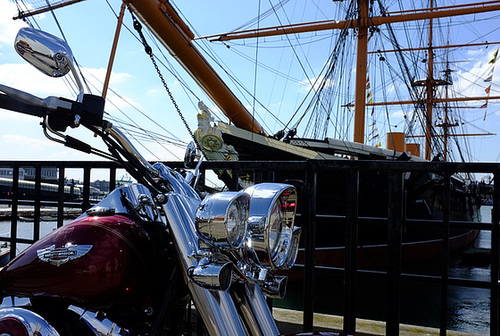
[273,308,484,336]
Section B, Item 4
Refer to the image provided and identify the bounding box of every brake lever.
[0,84,72,110]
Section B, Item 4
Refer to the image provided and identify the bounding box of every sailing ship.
[4,0,500,267]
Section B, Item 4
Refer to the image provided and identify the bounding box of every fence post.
[344,169,359,334]
[9,166,19,257]
[33,165,41,241]
[109,168,117,192]
[491,171,500,336]
[82,167,92,211]
[57,166,65,228]
[387,170,404,336]
[440,173,451,336]
[303,160,317,331]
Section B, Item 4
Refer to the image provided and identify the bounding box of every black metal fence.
[0,159,498,336]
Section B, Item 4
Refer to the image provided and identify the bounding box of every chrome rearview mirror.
[14,27,84,101]
[15,27,73,77]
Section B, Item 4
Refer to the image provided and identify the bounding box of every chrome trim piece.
[15,27,72,78]
[84,183,160,223]
[261,275,287,299]
[153,163,201,203]
[284,226,302,269]
[86,206,115,217]
[232,283,280,336]
[188,257,233,291]
[14,27,84,102]
[0,307,61,336]
[163,178,295,334]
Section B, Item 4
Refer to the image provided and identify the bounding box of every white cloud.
[81,67,133,87]
[299,75,335,92]
[454,49,500,98]
[0,63,73,98]
[105,92,142,115]
[147,88,161,95]
[0,109,34,121]
[390,110,405,119]
[0,62,139,114]
[2,133,47,150]
[0,0,28,44]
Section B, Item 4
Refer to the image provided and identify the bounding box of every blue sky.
[0,0,499,179]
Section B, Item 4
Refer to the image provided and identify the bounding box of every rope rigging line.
[295,0,357,140]
[170,1,276,133]
[72,57,185,160]
[193,41,279,132]
[231,0,291,32]
[104,0,202,107]
[251,0,262,136]
[127,7,227,183]
[377,0,447,158]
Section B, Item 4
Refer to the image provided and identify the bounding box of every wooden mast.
[354,0,369,144]
[425,0,435,161]
[102,3,127,99]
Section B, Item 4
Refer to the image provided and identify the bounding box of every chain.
[131,13,195,141]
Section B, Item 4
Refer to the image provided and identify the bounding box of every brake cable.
[130,12,196,143]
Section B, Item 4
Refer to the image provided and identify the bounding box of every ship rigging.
[2,0,499,168]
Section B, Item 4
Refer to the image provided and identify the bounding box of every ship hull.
[296,229,479,269]
[216,125,482,267]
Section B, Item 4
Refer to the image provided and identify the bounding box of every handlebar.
[106,126,159,178]
[0,92,45,118]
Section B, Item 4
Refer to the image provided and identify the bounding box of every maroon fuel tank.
[0,214,154,308]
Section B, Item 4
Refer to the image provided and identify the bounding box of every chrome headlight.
[244,183,299,270]
[195,192,250,249]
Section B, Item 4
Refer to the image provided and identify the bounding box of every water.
[275,205,494,335]
[447,206,492,335]
[0,207,73,254]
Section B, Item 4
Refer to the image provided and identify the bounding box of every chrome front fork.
[162,192,279,336]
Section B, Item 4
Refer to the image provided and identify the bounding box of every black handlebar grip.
[0,93,46,118]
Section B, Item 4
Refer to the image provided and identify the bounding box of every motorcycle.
[0,27,306,336]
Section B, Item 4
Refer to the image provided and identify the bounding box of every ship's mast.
[353,0,369,144]
[425,0,435,161]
